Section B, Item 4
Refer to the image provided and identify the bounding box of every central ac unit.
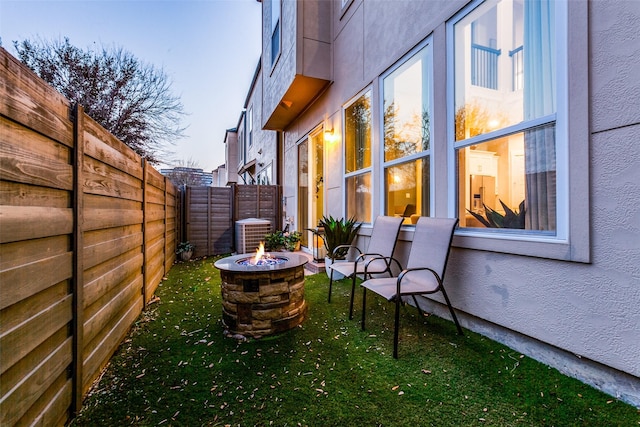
[235,218,272,254]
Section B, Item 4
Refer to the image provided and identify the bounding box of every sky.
[0,0,262,172]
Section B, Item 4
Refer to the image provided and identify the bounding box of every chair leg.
[440,287,463,335]
[348,274,357,320]
[393,295,401,359]
[328,266,334,303]
[361,287,367,330]
[411,295,424,317]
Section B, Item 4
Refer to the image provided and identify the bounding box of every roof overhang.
[238,159,256,175]
[263,75,330,131]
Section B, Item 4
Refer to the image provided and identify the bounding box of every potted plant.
[264,230,286,251]
[264,230,302,251]
[283,230,302,251]
[318,215,361,278]
[176,241,195,261]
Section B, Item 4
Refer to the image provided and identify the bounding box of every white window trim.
[446,0,590,262]
[343,87,374,224]
[379,38,435,221]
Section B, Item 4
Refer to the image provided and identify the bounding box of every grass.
[73,257,640,426]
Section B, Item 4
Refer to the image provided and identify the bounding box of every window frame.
[343,87,374,224]
[248,106,253,148]
[270,0,282,69]
[446,0,590,262]
[379,38,435,223]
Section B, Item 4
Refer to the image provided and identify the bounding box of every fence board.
[0,181,70,208]
[0,295,72,374]
[83,208,144,231]
[0,253,72,310]
[83,275,141,348]
[0,338,72,426]
[0,49,73,147]
[83,230,143,270]
[0,205,73,243]
[83,252,143,311]
[24,375,72,427]
[83,166,144,201]
[82,295,142,392]
[1,116,71,163]
[83,118,143,180]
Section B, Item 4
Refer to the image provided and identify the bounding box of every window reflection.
[345,93,371,174]
[344,91,372,223]
[383,43,432,223]
[384,48,430,162]
[346,173,372,223]
[385,159,430,225]
[454,0,557,232]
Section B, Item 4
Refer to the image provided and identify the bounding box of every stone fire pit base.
[216,255,308,338]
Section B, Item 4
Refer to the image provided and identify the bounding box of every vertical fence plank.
[164,176,169,275]
[72,104,84,414]
[142,159,148,308]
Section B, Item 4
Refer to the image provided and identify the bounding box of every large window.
[382,43,432,224]
[247,106,253,147]
[344,91,372,223]
[270,0,281,67]
[453,0,557,234]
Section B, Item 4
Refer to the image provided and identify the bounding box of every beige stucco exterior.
[243,0,640,405]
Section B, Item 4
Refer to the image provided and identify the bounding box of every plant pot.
[325,257,346,280]
[179,250,193,261]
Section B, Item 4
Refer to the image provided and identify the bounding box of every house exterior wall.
[262,0,298,127]
[224,129,238,185]
[259,0,640,405]
[237,61,279,185]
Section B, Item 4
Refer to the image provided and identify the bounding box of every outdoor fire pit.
[214,248,308,338]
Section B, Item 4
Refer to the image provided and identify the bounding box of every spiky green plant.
[318,215,362,260]
[468,199,526,229]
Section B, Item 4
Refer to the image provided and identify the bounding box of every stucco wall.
[273,0,640,404]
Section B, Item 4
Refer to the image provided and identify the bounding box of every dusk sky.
[0,0,262,172]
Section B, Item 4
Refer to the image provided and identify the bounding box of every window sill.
[452,229,589,263]
[361,224,589,263]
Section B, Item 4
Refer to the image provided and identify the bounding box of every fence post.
[207,187,212,256]
[164,176,169,275]
[142,159,148,308]
[71,104,85,414]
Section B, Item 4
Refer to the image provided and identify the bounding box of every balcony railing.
[471,43,501,90]
[510,45,524,91]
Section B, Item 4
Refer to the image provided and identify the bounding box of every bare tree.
[12,37,186,164]
[164,158,207,187]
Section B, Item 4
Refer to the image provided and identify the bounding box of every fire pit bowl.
[214,253,308,338]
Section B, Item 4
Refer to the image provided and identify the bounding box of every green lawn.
[73,257,639,426]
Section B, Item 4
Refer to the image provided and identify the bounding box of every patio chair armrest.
[397,267,443,294]
[331,244,361,259]
[363,255,402,274]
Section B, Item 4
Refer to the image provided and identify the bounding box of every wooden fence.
[184,184,282,257]
[0,47,177,426]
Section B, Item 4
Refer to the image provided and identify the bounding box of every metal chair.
[328,216,404,319]
[360,216,462,358]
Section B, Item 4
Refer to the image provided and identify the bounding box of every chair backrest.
[406,217,458,277]
[365,216,404,257]
[402,204,416,217]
